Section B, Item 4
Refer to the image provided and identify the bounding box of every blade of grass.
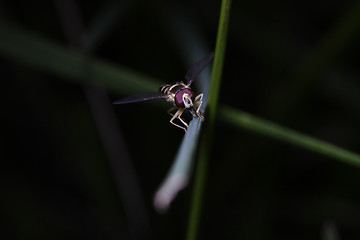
[153,9,213,213]
[0,21,160,95]
[186,0,231,240]
[153,118,204,213]
[219,105,360,167]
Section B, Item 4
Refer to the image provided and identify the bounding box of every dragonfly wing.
[184,52,215,86]
[113,92,167,104]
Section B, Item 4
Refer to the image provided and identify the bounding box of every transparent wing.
[184,52,215,86]
[113,92,167,104]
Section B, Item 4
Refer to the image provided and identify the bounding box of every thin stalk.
[186,0,232,239]
[219,105,360,167]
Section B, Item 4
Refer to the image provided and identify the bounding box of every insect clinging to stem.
[113,52,214,132]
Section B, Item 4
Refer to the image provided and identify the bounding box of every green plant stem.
[208,0,231,123]
[220,105,360,167]
[185,131,210,240]
[186,0,231,239]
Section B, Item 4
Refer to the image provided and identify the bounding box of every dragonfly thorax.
[159,82,195,108]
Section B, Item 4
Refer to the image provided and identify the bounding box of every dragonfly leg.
[167,107,178,116]
[169,108,188,132]
[194,93,204,120]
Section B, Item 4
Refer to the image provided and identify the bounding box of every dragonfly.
[113,52,214,132]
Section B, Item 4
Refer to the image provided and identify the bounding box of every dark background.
[2,0,360,239]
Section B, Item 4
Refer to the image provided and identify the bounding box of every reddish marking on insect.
[175,89,195,108]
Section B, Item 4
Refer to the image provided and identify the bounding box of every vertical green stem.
[185,134,209,240]
[186,0,231,239]
[208,0,232,123]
